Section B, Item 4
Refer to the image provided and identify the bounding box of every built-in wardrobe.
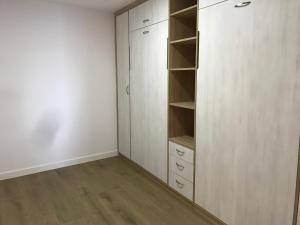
[116,0,300,225]
[117,0,169,182]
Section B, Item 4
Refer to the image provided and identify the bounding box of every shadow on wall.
[34,111,62,148]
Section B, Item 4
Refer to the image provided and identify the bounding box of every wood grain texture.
[169,135,195,149]
[170,102,195,110]
[116,12,131,159]
[295,139,300,225]
[130,21,168,182]
[115,0,147,16]
[169,70,195,103]
[195,0,300,225]
[129,0,168,31]
[169,106,195,138]
[198,0,228,9]
[0,157,221,225]
[169,0,197,14]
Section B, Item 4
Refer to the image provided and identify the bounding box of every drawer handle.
[176,179,184,189]
[143,31,149,35]
[235,1,251,8]
[176,149,185,157]
[176,163,185,171]
[143,19,150,23]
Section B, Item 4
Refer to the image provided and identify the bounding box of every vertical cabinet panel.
[116,12,131,159]
[293,192,300,225]
[130,27,146,166]
[130,21,168,182]
[195,0,300,225]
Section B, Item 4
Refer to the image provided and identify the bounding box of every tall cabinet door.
[130,21,168,182]
[195,1,300,225]
[116,12,131,159]
[130,27,147,168]
[144,21,168,182]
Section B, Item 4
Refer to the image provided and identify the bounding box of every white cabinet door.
[144,21,168,182]
[129,1,152,31]
[130,27,146,167]
[199,0,228,9]
[129,0,168,31]
[116,12,131,159]
[195,0,300,225]
[151,0,168,25]
[130,21,168,182]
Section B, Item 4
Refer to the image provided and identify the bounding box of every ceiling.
[45,0,136,12]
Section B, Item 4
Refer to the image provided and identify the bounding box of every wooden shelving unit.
[170,101,195,110]
[170,36,197,45]
[168,0,198,200]
[169,67,196,71]
[168,0,198,147]
[170,4,198,17]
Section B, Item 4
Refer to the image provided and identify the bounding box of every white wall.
[0,0,118,180]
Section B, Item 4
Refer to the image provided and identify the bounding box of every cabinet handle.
[196,31,200,69]
[143,19,150,23]
[129,45,131,71]
[167,38,169,69]
[235,1,251,8]
[126,85,130,95]
[176,149,185,156]
[176,179,185,189]
[143,31,149,35]
[176,162,185,171]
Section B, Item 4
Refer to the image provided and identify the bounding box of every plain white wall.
[0,0,118,179]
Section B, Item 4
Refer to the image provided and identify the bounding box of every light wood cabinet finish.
[298,199,300,225]
[169,171,194,201]
[169,141,194,164]
[129,0,168,31]
[198,0,228,9]
[195,0,300,225]
[170,155,194,182]
[130,21,168,182]
[116,12,131,159]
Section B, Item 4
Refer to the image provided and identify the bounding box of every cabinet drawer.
[169,172,193,201]
[199,0,227,9]
[169,141,194,164]
[169,155,194,182]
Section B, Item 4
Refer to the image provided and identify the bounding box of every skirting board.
[0,150,118,181]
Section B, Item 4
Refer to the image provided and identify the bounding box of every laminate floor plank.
[0,157,215,225]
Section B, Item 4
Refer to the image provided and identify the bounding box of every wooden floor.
[0,156,217,225]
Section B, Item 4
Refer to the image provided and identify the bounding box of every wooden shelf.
[170,36,197,45]
[170,102,195,110]
[169,67,196,71]
[169,136,195,150]
[171,5,197,18]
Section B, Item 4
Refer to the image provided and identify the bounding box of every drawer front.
[169,155,194,182]
[169,172,193,201]
[199,0,228,9]
[169,141,194,164]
